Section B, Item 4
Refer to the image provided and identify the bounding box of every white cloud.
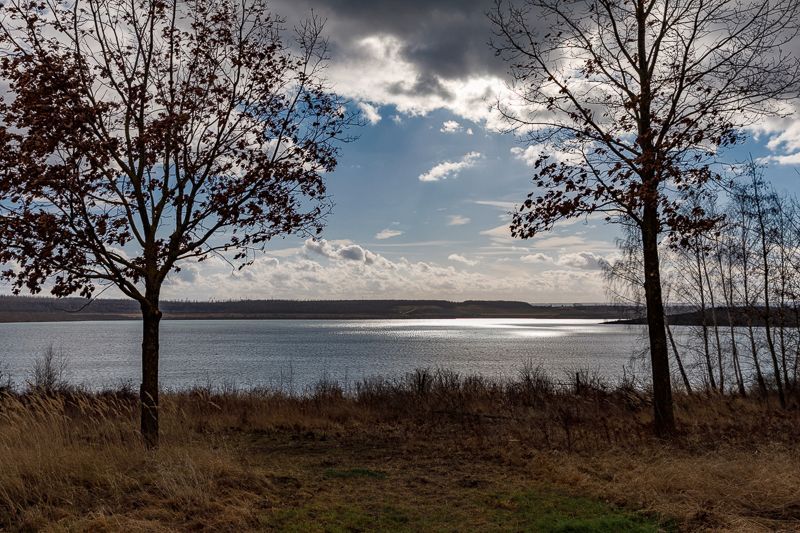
[448,253,478,266]
[150,238,612,303]
[440,120,461,133]
[419,151,482,182]
[532,235,592,250]
[165,263,202,286]
[438,120,473,135]
[475,200,517,211]
[480,224,514,244]
[474,245,530,256]
[339,245,368,261]
[751,111,800,151]
[446,215,471,226]
[510,145,581,167]
[520,253,553,264]
[303,239,377,264]
[303,238,333,257]
[367,240,460,248]
[557,252,609,270]
[357,102,382,125]
[186,240,523,298]
[325,35,512,130]
[510,146,543,167]
[375,228,404,240]
[481,226,617,253]
[536,236,616,253]
[759,152,800,166]
[748,111,800,166]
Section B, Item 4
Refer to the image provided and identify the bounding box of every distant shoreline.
[0,296,634,323]
[0,315,628,325]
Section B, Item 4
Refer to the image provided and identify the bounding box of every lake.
[0,318,655,391]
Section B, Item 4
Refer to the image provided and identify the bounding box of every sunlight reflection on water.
[0,318,651,391]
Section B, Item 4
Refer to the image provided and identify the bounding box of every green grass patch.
[489,489,666,532]
[264,480,665,532]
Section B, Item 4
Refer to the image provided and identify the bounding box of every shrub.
[27,345,69,394]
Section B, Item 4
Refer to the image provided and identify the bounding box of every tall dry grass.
[1,366,800,529]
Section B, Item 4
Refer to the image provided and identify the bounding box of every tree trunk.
[719,246,746,396]
[666,318,692,394]
[779,322,789,391]
[641,207,675,436]
[634,0,673,436]
[700,250,724,391]
[740,217,767,396]
[140,300,162,448]
[695,246,716,391]
[747,321,767,396]
[776,207,791,391]
[757,201,785,408]
[727,317,746,397]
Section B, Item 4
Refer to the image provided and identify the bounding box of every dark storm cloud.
[271,0,503,92]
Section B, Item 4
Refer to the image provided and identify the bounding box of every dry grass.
[1,369,800,531]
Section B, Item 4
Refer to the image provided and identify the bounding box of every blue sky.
[160,105,800,303]
[6,0,800,303]
[162,101,628,303]
[323,107,618,260]
[156,0,800,303]
[150,0,800,304]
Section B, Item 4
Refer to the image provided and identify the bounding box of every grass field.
[1,369,799,531]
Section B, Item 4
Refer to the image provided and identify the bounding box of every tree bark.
[739,206,767,396]
[633,0,674,436]
[641,206,675,436]
[140,299,162,448]
[695,246,716,391]
[719,246,746,396]
[755,188,786,408]
[666,318,692,394]
[700,249,724,391]
[747,320,767,396]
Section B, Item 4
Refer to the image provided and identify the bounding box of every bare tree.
[712,221,747,396]
[0,0,356,446]
[728,181,769,395]
[490,0,800,435]
[685,231,717,390]
[743,161,786,406]
[771,189,795,390]
[603,223,693,393]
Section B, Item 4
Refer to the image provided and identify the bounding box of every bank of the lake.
[1,370,798,531]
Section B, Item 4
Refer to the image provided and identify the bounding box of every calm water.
[0,319,653,391]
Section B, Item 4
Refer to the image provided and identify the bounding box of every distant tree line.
[0,296,635,320]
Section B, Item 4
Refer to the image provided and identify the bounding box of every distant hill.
[611,306,799,327]
[0,296,634,322]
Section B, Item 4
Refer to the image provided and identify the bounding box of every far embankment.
[0,296,635,323]
[609,306,798,327]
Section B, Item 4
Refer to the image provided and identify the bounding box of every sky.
[157,0,626,303]
[156,0,800,304]
[8,0,800,304]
